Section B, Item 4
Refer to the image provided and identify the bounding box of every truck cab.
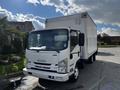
[23,28,84,82]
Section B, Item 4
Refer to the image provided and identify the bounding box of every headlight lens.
[58,58,68,73]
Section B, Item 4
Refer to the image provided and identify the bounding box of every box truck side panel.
[85,15,97,58]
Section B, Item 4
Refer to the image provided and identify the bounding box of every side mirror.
[79,33,84,46]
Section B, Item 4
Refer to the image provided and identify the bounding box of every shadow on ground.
[33,60,120,90]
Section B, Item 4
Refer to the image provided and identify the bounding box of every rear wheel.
[88,56,94,64]
[93,54,96,61]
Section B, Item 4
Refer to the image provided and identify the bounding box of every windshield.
[28,29,68,51]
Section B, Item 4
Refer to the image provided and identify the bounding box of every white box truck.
[23,12,97,82]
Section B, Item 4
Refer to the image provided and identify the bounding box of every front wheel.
[69,66,79,82]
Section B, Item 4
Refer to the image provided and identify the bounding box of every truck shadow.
[33,60,120,90]
[97,51,114,56]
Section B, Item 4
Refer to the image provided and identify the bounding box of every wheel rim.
[74,67,79,79]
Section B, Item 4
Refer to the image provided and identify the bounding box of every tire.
[69,66,79,82]
[88,56,94,64]
[93,54,96,61]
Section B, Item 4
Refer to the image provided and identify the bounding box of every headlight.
[58,58,68,73]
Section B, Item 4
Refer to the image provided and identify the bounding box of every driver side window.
[70,31,79,51]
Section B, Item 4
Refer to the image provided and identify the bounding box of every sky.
[0,0,120,35]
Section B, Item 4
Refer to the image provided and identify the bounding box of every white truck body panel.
[45,13,97,59]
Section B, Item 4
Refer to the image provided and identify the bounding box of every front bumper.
[23,68,69,82]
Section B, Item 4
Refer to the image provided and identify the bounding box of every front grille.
[34,62,51,66]
[35,65,50,69]
[31,67,57,73]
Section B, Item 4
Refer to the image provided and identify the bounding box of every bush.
[0,55,25,76]
[11,64,18,72]
[1,45,12,54]
[16,56,25,71]
[12,38,23,54]
[0,65,5,75]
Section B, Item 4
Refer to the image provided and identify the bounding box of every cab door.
[69,30,80,71]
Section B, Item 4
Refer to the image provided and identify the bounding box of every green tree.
[0,17,8,53]
[0,17,26,55]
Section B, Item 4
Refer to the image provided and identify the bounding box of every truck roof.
[30,28,70,33]
[45,12,96,27]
